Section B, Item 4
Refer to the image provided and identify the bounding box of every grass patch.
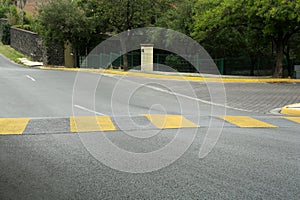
[0,42,27,64]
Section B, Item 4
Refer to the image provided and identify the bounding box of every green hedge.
[1,23,10,45]
[15,24,32,31]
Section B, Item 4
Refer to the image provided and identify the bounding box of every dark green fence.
[80,53,293,76]
[222,57,294,76]
[80,52,225,74]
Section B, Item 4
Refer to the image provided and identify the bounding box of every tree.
[17,0,27,28]
[79,0,168,70]
[103,0,157,70]
[0,0,20,25]
[155,0,195,36]
[286,33,300,77]
[38,0,94,67]
[6,4,20,25]
[0,0,10,18]
[250,0,300,77]
[192,0,300,77]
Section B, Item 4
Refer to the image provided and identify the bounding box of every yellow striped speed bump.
[284,117,300,124]
[3,115,300,135]
[220,116,278,128]
[281,103,300,116]
[70,116,116,133]
[0,118,30,135]
[145,114,199,129]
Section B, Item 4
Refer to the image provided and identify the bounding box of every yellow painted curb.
[281,103,300,116]
[40,67,300,83]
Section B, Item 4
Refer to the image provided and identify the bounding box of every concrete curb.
[18,58,43,67]
[39,66,300,83]
[281,103,300,116]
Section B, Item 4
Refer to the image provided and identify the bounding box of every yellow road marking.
[0,118,30,135]
[284,117,300,124]
[145,114,199,129]
[221,116,277,128]
[70,116,116,132]
[40,67,300,83]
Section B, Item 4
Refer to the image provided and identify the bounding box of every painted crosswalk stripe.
[220,116,278,128]
[0,118,30,135]
[70,116,116,132]
[145,114,199,129]
[284,117,300,124]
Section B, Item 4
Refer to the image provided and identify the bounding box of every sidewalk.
[281,103,300,116]
[18,58,43,67]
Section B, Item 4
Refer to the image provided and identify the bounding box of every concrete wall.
[10,26,64,65]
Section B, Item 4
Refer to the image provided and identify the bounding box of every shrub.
[0,0,12,18]
[1,22,10,45]
[6,5,20,25]
[0,6,9,18]
[15,24,32,31]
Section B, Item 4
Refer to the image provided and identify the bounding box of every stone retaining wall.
[10,27,42,61]
[10,26,64,65]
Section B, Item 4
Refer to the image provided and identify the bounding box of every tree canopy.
[31,0,300,76]
[38,0,94,49]
[192,0,300,77]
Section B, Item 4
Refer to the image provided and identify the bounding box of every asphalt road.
[1,55,300,199]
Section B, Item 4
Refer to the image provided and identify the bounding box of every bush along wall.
[1,22,11,45]
[0,19,7,36]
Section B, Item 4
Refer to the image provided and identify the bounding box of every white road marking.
[26,75,36,82]
[88,71,253,113]
[74,105,106,116]
[269,108,282,115]
[145,85,252,113]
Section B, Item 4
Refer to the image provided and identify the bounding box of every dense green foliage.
[76,0,175,70]
[38,0,93,49]
[1,22,11,45]
[2,0,300,76]
[191,0,300,77]
[0,0,13,18]
[0,5,9,18]
[0,1,21,25]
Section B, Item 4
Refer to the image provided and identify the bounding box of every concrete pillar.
[64,42,74,68]
[141,44,154,71]
[295,65,300,79]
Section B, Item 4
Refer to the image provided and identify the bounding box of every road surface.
[0,55,300,199]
